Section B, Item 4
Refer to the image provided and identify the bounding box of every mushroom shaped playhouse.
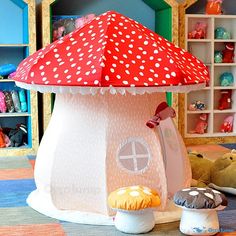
[174,187,228,235]
[14,11,209,225]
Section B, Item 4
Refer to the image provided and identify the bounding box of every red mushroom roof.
[14,11,209,94]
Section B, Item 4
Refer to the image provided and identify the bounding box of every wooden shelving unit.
[0,0,38,156]
[179,0,236,145]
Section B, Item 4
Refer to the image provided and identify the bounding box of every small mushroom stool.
[174,187,228,235]
[108,185,161,234]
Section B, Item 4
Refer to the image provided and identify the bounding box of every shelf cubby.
[187,42,212,64]
[0,0,38,156]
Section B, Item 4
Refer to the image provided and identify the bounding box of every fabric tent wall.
[34,92,169,215]
[105,93,168,213]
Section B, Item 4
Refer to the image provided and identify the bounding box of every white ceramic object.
[179,207,223,235]
[114,209,155,234]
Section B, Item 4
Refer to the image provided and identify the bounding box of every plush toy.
[214,51,223,63]
[205,0,223,15]
[11,90,21,112]
[220,72,234,86]
[4,91,14,113]
[4,134,11,147]
[218,90,232,110]
[0,91,7,113]
[75,14,96,29]
[18,89,27,112]
[188,22,207,39]
[222,42,235,63]
[210,150,236,189]
[189,101,206,111]
[221,115,234,132]
[0,64,16,77]
[188,151,214,187]
[189,150,236,190]
[9,124,27,147]
[215,27,231,39]
[190,113,208,134]
[0,128,6,148]
[52,14,96,42]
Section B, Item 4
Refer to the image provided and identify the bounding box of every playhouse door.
[158,117,191,197]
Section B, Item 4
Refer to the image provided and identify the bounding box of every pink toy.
[75,14,96,29]
[221,115,234,133]
[206,0,223,15]
[222,42,235,63]
[218,90,232,110]
[4,134,11,147]
[190,113,208,134]
[0,91,7,113]
[188,22,207,39]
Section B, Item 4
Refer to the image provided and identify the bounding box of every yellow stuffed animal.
[210,150,236,188]
[188,151,214,187]
[189,150,236,190]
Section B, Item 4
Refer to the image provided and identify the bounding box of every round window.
[117,138,151,174]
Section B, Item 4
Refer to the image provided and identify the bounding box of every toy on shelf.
[220,72,234,86]
[18,89,27,112]
[11,91,21,112]
[0,64,16,77]
[174,187,227,235]
[188,22,207,39]
[75,14,96,29]
[3,91,14,113]
[8,72,16,80]
[214,51,223,63]
[222,42,235,63]
[0,91,7,113]
[0,128,5,148]
[108,186,161,234]
[220,115,234,132]
[218,89,232,110]
[190,113,208,134]
[215,27,231,39]
[52,14,95,42]
[205,0,223,15]
[9,124,27,147]
[189,101,206,111]
[0,128,11,148]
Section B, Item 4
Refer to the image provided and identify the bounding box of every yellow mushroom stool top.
[108,185,161,211]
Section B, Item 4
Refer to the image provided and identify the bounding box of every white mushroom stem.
[180,208,220,235]
[115,209,155,234]
[32,92,167,216]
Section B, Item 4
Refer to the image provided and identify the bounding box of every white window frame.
[116,137,151,174]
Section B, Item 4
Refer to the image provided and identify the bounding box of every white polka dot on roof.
[189,191,199,196]
[130,191,140,197]
[197,188,206,191]
[205,193,214,200]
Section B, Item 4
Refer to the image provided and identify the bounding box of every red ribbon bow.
[146,102,176,128]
